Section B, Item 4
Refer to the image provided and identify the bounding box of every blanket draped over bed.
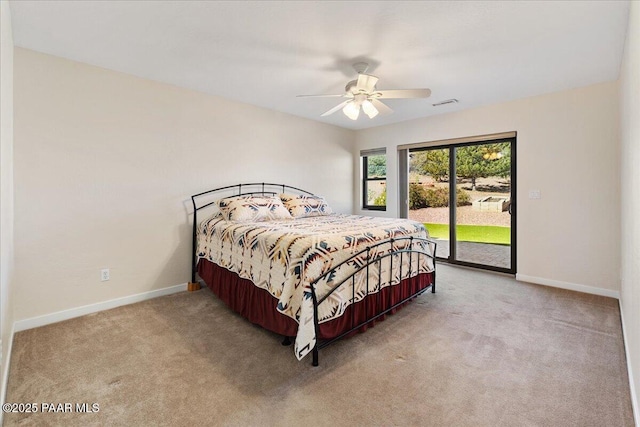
[197,213,434,360]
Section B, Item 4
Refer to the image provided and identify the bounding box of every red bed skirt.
[197,258,434,340]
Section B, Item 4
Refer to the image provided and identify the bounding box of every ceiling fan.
[297,62,431,120]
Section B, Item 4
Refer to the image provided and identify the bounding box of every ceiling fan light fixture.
[362,99,378,118]
[343,101,360,120]
[298,62,430,120]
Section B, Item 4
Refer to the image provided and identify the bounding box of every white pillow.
[279,194,333,218]
[218,195,292,222]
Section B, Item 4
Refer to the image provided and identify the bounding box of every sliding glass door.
[407,137,516,273]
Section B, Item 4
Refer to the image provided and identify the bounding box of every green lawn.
[424,223,511,245]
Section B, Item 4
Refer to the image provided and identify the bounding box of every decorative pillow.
[279,194,333,218]
[218,195,292,222]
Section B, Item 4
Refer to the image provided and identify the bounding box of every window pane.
[365,180,386,206]
[409,149,450,258]
[455,142,512,269]
[367,155,386,178]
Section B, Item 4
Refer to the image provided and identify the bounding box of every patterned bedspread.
[197,213,435,360]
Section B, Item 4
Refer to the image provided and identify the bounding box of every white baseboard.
[14,283,188,332]
[619,301,640,427]
[515,274,620,299]
[0,321,15,425]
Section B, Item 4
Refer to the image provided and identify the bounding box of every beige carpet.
[4,265,634,426]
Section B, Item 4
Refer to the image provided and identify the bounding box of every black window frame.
[362,151,387,211]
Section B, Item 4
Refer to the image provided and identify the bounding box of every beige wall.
[0,0,15,405]
[620,0,640,422]
[13,48,354,321]
[354,81,620,294]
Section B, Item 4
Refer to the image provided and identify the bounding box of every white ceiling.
[10,1,630,130]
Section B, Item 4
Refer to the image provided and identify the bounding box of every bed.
[189,183,437,365]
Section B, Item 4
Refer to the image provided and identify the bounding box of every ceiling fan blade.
[376,89,432,99]
[297,94,345,98]
[356,74,379,93]
[371,99,393,116]
[321,100,351,117]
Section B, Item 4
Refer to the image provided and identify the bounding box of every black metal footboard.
[309,236,437,366]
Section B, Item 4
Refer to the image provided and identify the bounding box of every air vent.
[432,99,459,107]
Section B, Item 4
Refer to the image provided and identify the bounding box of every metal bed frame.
[189,182,314,285]
[190,182,437,366]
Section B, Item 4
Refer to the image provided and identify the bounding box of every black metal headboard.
[189,183,315,284]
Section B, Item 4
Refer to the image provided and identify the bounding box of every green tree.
[367,155,386,178]
[410,149,448,182]
[455,143,510,190]
[491,144,511,179]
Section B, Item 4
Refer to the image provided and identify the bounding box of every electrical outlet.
[101,268,110,282]
[528,190,541,199]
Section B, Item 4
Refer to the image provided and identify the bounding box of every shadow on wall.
[152,205,193,292]
[164,224,191,286]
